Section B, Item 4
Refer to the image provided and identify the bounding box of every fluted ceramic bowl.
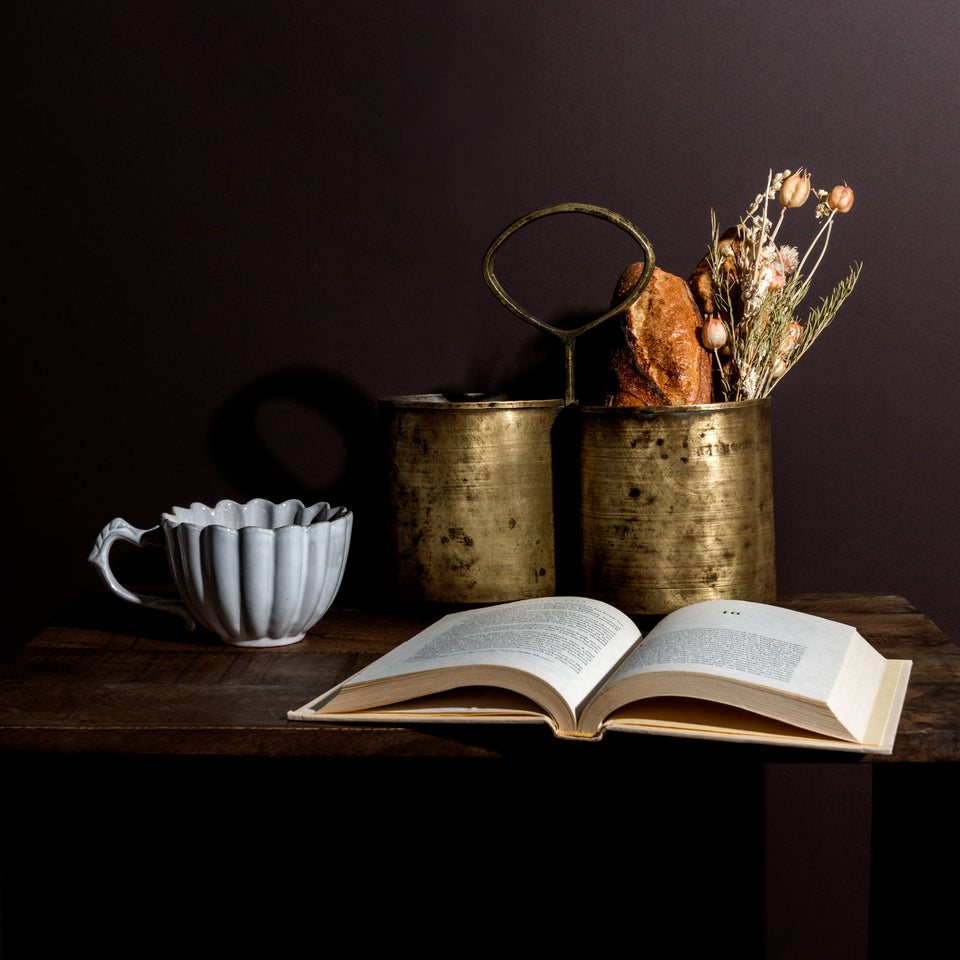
[90,498,352,647]
[162,498,353,646]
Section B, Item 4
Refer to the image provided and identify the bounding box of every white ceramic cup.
[89,498,353,647]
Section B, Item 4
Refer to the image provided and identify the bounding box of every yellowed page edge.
[870,659,913,752]
[600,659,912,754]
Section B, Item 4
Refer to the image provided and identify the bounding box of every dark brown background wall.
[6,0,959,655]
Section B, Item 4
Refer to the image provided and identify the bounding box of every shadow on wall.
[200,328,605,610]
[207,366,382,605]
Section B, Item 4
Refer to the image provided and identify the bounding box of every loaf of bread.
[605,265,713,406]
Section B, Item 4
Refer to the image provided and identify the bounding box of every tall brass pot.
[381,394,563,603]
[577,399,776,614]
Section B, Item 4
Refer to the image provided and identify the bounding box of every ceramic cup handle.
[88,518,196,629]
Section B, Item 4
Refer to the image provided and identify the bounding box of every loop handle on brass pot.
[88,518,196,628]
[481,202,655,406]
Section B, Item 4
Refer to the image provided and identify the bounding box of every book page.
[342,596,640,712]
[606,599,862,700]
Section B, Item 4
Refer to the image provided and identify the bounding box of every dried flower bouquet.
[697,169,861,402]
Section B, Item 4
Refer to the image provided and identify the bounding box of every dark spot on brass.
[446,527,475,547]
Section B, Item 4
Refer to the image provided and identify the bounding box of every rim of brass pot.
[380,393,564,408]
[578,398,770,414]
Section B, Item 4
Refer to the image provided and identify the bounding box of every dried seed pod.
[827,184,855,213]
[701,315,728,351]
[780,169,811,208]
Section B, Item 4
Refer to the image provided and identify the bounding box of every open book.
[288,597,912,753]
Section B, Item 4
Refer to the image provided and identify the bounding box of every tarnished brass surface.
[578,399,776,614]
[381,395,563,603]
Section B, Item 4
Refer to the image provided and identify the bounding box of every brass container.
[577,399,776,614]
[381,394,563,603]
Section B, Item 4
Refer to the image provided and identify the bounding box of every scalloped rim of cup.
[162,497,351,532]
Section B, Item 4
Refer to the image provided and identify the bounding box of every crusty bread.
[606,265,713,406]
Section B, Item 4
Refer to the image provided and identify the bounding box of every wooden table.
[2,591,958,958]
[1,591,956,760]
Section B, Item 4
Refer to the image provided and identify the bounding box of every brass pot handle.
[482,202,655,406]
